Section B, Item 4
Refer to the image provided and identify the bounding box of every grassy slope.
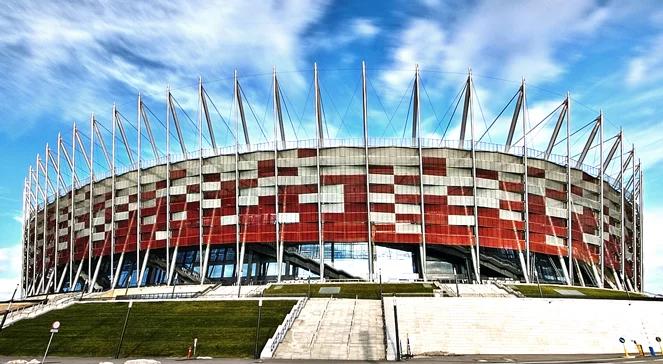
[511,284,651,300]
[0,300,295,358]
[263,282,434,299]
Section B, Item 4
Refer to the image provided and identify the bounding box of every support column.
[273,67,283,282]
[598,111,604,288]
[362,61,374,281]
[136,98,143,288]
[234,71,243,288]
[111,105,117,288]
[521,80,531,282]
[33,163,39,294]
[20,180,25,297]
[470,71,481,283]
[314,63,324,281]
[198,80,205,284]
[28,167,35,295]
[41,150,48,294]
[54,138,61,293]
[166,87,172,284]
[632,147,637,290]
[414,65,427,281]
[566,94,573,285]
[70,123,76,290]
[638,162,643,292]
[619,129,625,286]
[88,114,95,293]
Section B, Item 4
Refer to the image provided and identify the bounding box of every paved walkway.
[3,354,663,364]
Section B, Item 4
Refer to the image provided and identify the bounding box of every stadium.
[20,64,644,298]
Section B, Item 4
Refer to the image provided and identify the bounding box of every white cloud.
[0,244,21,300]
[626,34,663,87]
[312,17,380,53]
[351,18,380,39]
[0,1,329,136]
[380,19,446,95]
[381,0,611,92]
[624,121,663,170]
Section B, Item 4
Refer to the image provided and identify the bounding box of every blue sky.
[1,0,663,298]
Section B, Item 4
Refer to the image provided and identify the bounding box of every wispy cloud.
[380,0,611,93]
[626,34,663,87]
[0,1,329,137]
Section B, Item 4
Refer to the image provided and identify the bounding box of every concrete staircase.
[274,298,385,360]
[384,296,663,358]
[2,294,78,328]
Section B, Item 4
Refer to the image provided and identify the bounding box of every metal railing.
[33,137,628,210]
[2,295,77,328]
[260,296,308,358]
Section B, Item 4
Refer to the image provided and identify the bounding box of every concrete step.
[274,298,386,360]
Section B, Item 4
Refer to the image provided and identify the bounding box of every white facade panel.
[170,185,186,195]
[546,235,566,246]
[423,185,447,196]
[321,203,344,213]
[278,213,299,223]
[448,196,474,206]
[499,209,521,221]
[221,215,238,226]
[395,203,420,214]
[583,233,601,246]
[395,223,421,234]
[369,174,394,184]
[172,211,187,221]
[448,215,475,226]
[370,212,395,223]
[238,195,259,206]
[370,193,395,204]
[202,199,221,209]
[202,182,220,191]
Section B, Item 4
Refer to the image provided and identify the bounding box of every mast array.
[20,64,644,296]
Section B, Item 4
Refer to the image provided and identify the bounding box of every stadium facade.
[20,64,644,296]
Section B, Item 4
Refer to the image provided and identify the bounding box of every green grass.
[511,284,652,300]
[0,300,296,358]
[263,282,434,299]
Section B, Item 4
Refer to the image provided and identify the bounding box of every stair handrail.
[3,294,77,328]
[346,295,358,357]
[308,297,333,356]
[260,296,308,358]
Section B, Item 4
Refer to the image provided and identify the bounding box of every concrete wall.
[384,296,663,358]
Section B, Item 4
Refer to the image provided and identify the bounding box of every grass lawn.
[0,300,295,358]
[510,284,652,300]
[263,282,434,299]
